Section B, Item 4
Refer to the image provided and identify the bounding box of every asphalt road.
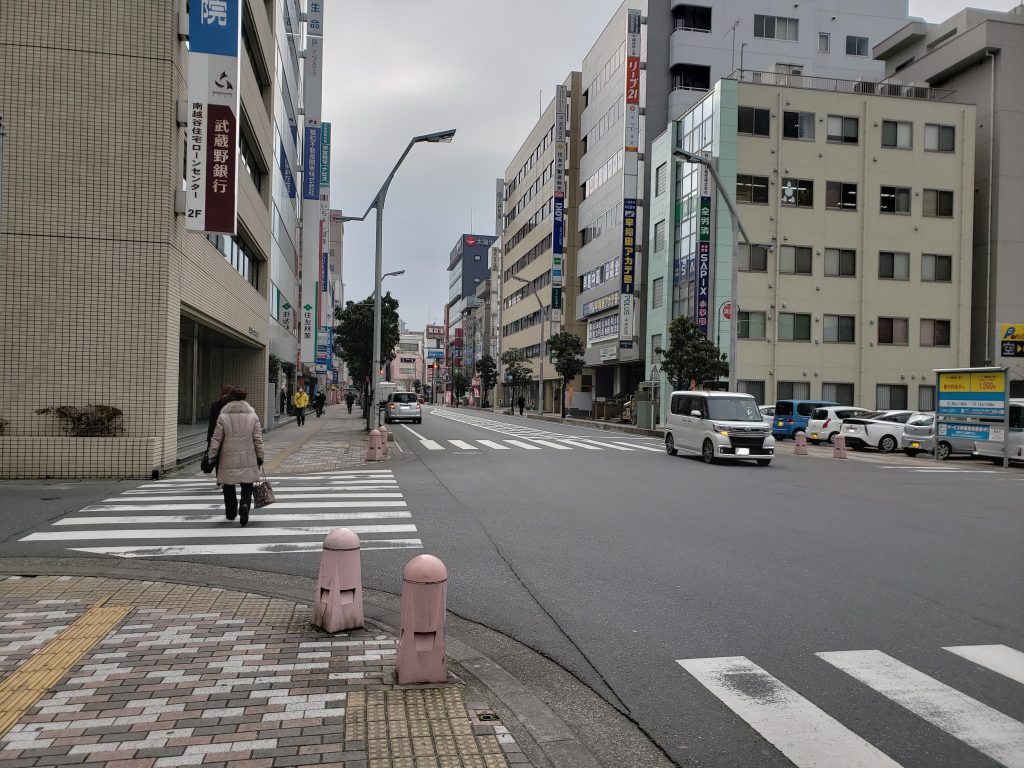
[2,408,1022,767]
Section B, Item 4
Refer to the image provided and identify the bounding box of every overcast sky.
[324,0,1019,331]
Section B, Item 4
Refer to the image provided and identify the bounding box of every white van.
[974,398,1024,465]
[665,391,776,465]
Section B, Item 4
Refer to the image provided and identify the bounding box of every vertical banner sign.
[552,84,568,326]
[619,9,642,350]
[319,123,332,330]
[696,192,711,337]
[619,199,637,349]
[186,0,241,234]
[300,2,324,366]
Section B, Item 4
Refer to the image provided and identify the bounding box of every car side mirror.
[690,410,702,418]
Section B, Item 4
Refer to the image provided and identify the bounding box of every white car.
[758,405,775,425]
[839,410,915,452]
[666,391,775,465]
[806,406,871,445]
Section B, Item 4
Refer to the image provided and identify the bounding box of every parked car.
[665,391,775,465]
[771,399,838,439]
[839,410,915,452]
[806,406,871,445]
[759,405,775,425]
[384,391,422,424]
[974,398,1024,465]
[900,412,975,459]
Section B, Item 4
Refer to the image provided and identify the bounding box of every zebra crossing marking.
[23,524,419,542]
[504,440,541,451]
[944,644,1024,685]
[63,539,424,558]
[526,439,572,450]
[477,440,510,450]
[448,440,478,450]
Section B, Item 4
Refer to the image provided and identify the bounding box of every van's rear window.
[776,402,794,416]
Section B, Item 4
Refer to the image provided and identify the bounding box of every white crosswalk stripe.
[477,440,510,450]
[18,470,422,558]
[448,440,478,450]
[504,439,541,451]
[678,644,1024,768]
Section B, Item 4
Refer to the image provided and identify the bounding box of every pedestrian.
[345,391,355,414]
[207,387,264,527]
[517,395,525,416]
[292,388,309,425]
[279,389,286,415]
[207,384,235,447]
[314,391,326,418]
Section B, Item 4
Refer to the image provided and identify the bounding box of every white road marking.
[575,438,634,451]
[477,440,510,450]
[504,440,541,450]
[944,645,1024,686]
[103,493,404,502]
[449,440,478,450]
[525,439,572,450]
[421,440,445,451]
[677,656,901,767]
[123,484,400,494]
[68,539,424,558]
[817,649,1024,768]
[55,511,413,525]
[79,501,408,512]
[23,524,418,541]
[556,440,602,450]
[611,442,664,452]
[400,425,429,440]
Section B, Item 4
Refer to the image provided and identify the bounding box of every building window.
[879,251,910,280]
[736,174,770,204]
[878,317,909,345]
[827,115,859,144]
[919,385,936,411]
[207,233,261,289]
[738,310,766,339]
[925,123,955,152]
[823,314,856,343]
[652,277,664,309]
[673,4,712,32]
[738,106,771,137]
[846,35,869,56]
[882,120,913,149]
[739,243,769,272]
[822,382,855,405]
[652,334,663,357]
[880,185,912,214]
[754,14,799,41]
[779,312,812,341]
[818,33,830,53]
[782,111,815,140]
[654,220,667,252]
[738,380,766,403]
[672,63,711,91]
[270,283,281,321]
[780,246,812,274]
[825,248,856,277]
[825,181,857,211]
[922,253,953,282]
[877,384,908,410]
[923,189,954,217]
[920,318,951,347]
[655,163,668,196]
[781,178,813,207]
[778,381,811,400]
[238,130,265,192]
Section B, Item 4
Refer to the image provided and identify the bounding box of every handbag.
[253,468,276,508]
[200,451,217,474]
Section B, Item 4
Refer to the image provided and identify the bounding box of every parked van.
[772,399,838,439]
[974,399,1024,464]
[665,391,775,465]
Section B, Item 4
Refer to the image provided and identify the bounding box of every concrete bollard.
[378,425,390,456]
[794,431,809,455]
[833,433,847,459]
[312,528,364,633]
[396,554,448,685]
[366,429,384,462]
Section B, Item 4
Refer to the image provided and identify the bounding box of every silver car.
[900,412,974,460]
[384,391,422,424]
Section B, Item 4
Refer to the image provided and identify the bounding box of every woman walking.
[208,387,265,526]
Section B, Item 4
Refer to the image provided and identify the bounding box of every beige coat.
[209,400,265,485]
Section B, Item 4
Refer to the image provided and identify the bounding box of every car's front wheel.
[701,439,715,464]
[879,434,898,453]
[666,433,677,456]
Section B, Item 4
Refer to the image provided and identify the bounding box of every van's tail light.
[787,418,794,423]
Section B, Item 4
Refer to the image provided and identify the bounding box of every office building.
[446,234,497,388]
[644,76,975,422]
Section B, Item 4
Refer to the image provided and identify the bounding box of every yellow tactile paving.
[0,599,131,737]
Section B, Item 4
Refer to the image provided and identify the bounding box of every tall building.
[644,76,975,421]
[446,234,496,389]
[395,329,425,392]
[500,73,585,411]
[874,7,1024,389]
[0,0,320,478]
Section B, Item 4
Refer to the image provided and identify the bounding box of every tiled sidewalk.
[261,406,381,475]
[0,576,532,768]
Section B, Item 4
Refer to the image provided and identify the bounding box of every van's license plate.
[777,420,784,426]
[911,442,920,448]
[811,433,818,439]
[736,448,750,456]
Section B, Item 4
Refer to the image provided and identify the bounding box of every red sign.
[722,302,732,320]
[465,236,477,246]
[625,56,641,105]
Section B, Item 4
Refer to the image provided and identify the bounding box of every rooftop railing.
[729,69,957,102]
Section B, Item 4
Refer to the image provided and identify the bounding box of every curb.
[0,556,673,768]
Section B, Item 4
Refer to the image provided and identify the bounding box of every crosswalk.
[402,409,665,453]
[677,643,1024,767]
[18,470,422,558]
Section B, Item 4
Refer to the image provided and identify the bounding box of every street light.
[339,130,456,429]
[672,148,753,392]
[507,275,545,414]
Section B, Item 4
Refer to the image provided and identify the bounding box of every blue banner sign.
[553,192,565,256]
[938,422,1003,441]
[189,0,239,56]
[303,126,320,200]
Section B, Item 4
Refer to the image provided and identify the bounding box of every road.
[3,406,1023,767]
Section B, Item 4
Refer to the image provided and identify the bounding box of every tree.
[451,370,469,401]
[476,354,498,408]
[501,348,533,406]
[334,293,401,426]
[412,379,422,394]
[656,316,729,391]
[547,331,585,417]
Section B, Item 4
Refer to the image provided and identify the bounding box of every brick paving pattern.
[261,407,380,475]
[0,577,529,768]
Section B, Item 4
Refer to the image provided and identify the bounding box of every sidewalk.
[258,406,376,476]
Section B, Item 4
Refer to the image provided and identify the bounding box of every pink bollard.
[833,434,848,459]
[396,554,448,685]
[312,528,364,633]
[794,431,808,455]
[378,425,390,456]
[366,429,384,462]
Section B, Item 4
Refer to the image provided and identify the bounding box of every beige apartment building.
[499,73,585,411]
[645,75,975,419]
[0,0,279,477]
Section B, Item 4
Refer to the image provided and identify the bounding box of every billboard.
[619,198,637,348]
[1000,323,1024,357]
[185,0,240,234]
[935,368,1010,463]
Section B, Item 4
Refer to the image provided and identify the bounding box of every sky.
[324,0,1019,331]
